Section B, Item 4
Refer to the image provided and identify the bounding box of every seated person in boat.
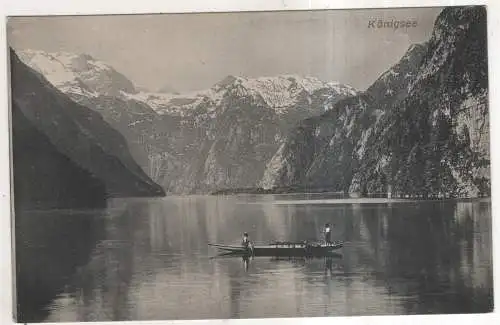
[324,223,332,244]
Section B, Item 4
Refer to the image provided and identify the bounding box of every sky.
[7,7,442,92]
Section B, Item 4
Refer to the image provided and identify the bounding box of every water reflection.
[15,208,108,323]
[353,200,493,315]
[17,196,493,322]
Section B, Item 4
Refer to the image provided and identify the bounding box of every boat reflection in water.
[232,254,343,273]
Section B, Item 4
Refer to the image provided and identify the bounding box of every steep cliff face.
[10,49,165,199]
[164,76,350,193]
[260,43,427,190]
[262,6,489,198]
[356,6,489,197]
[367,43,428,105]
[69,94,165,173]
[260,94,369,190]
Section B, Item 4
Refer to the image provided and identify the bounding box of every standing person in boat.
[242,232,254,255]
[324,223,332,245]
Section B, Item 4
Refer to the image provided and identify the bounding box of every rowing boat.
[209,240,343,257]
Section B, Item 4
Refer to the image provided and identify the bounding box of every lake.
[14,194,494,322]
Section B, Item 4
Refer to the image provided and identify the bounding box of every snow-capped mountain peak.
[16,49,137,98]
[124,74,357,117]
[16,49,358,118]
[212,74,357,110]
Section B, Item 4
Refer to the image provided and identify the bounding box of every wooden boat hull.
[209,242,343,257]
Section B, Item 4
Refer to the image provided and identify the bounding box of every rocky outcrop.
[261,6,489,198]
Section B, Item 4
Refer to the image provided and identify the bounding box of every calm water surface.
[15,195,493,322]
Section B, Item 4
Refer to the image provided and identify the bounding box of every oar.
[208,243,224,247]
[208,243,248,252]
[208,243,239,248]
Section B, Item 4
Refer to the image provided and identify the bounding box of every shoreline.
[267,197,491,205]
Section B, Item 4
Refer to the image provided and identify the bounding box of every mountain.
[260,40,428,191]
[261,6,489,198]
[366,43,428,105]
[10,48,165,200]
[357,6,490,197]
[17,49,137,97]
[11,99,107,210]
[125,74,358,193]
[122,74,357,117]
[16,50,358,193]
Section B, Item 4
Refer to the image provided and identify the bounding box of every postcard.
[5,3,494,324]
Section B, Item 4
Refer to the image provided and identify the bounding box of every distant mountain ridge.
[128,73,358,193]
[16,49,357,117]
[17,50,359,194]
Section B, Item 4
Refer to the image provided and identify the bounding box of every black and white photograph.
[6,4,493,323]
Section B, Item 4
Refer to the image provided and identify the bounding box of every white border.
[0,1,498,325]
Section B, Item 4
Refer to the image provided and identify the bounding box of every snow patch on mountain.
[123,74,357,116]
[121,89,223,116]
[219,75,357,112]
[16,49,136,97]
